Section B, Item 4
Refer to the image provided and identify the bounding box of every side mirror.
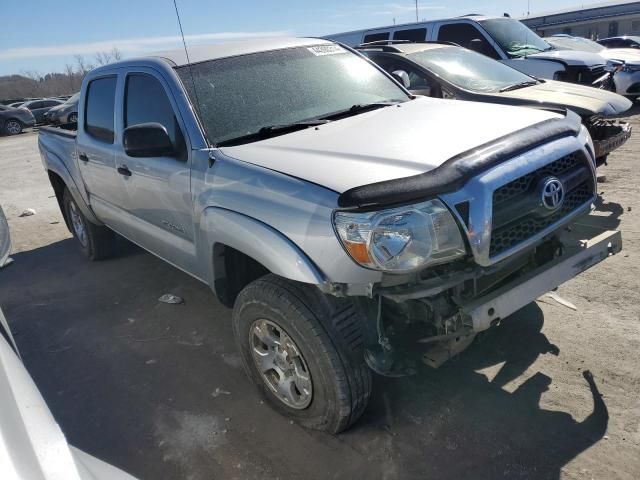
[123,122,174,158]
[391,70,411,89]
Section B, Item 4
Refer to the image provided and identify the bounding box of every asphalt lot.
[0,113,639,479]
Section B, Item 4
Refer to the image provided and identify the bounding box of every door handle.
[117,166,132,177]
[78,153,89,162]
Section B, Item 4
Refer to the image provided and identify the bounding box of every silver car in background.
[44,92,80,125]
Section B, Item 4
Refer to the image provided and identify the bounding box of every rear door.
[76,74,129,228]
[114,69,196,274]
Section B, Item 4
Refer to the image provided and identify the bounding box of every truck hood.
[527,49,605,67]
[499,79,632,116]
[221,97,561,194]
[600,48,640,65]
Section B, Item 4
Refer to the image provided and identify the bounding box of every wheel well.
[48,171,72,232]
[213,244,270,307]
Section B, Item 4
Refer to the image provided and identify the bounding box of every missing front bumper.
[590,120,632,160]
[460,225,622,332]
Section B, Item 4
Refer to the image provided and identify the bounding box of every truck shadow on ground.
[352,305,608,479]
[0,238,609,480]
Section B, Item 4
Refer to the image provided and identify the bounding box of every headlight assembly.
[333,199,466,273]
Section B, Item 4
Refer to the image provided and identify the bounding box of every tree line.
[0,48,122,102]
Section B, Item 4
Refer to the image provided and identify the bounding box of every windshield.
[479,18,552,58]
[547,36,604,53]
[408,47,535,93]
[65,92,80,104]
[176,44,409,146]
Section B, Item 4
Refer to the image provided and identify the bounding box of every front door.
[115,70,196,275]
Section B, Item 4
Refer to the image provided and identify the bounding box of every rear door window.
[363,32,390,43]
[85,76,116,143]
[124,73,186,160]
[437,23,500,59]
[393,28,427,42]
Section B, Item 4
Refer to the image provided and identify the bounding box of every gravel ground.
[0,111,639,480]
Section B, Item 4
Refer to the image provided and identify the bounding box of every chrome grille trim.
[440,136,596,267]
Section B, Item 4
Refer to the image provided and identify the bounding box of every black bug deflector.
[337,110,582,209]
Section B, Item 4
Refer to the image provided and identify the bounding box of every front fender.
[200,207,325,290]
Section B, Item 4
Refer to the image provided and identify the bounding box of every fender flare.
[200,207,325,289]
[43,150,102,225]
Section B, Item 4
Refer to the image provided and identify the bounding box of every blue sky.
[2,0,586,75]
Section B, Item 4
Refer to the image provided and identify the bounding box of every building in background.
[521,1,640,39]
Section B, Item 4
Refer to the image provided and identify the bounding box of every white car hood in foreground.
[0,206,10,268]
[600,48,640,65]
[0,309,137,480]
[527,49,605,67]
[221,97,560,194]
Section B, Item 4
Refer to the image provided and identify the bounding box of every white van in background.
[324,15,608,86]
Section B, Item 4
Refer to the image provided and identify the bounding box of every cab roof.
[150,37,333,66]
[358,43,453,55]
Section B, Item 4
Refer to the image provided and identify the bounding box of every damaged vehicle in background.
[546,34,640,101]
[358,41,632,166]
[325,15,609,87]
[0,205,138,479]
[38,38,622,433]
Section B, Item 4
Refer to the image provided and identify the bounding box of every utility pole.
[527,0,530,16]
[415,0,419,22]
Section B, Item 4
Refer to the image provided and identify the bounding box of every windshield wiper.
[320,101,402,120]
[216,119,330,147]
[499,80,539,92]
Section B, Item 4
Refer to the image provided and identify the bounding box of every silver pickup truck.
[38,37,621,433]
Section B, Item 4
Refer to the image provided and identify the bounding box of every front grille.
[489,151,594,257]
[590,65,606,79]
[565,65,606,85]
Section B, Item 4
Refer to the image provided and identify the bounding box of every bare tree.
[94,51,110,66]
[111,47,122,61]
[64,64,77,91]
[1,46,123,101]
[74,55,93,76]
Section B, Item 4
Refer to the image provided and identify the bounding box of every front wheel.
[233,274,372,433]
[63,189,115,260]
[4,119,22,135]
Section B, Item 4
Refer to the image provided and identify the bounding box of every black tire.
[68,112,78,123]
[4,118,23,135]
[233,274,372,433]
[62,188,115,261]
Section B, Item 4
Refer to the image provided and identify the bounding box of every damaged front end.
[347,214,621,377]
[584,115,632,166]
[327,112,622,376]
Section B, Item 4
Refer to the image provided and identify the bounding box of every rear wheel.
[4,119,22,135]
[233,274,372,433]
[63,189,115,260]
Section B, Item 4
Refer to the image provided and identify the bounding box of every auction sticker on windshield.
[308,45,346,56]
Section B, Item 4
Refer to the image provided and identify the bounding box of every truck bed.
[38,123,81,200]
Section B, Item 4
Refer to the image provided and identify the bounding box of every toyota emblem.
[541,177,565,211]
